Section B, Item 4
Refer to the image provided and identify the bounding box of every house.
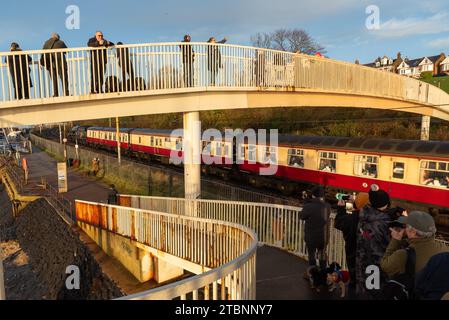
[363,52,403,73]
[440,55,449,74]
[397,53,445,78]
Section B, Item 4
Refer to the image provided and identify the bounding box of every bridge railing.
[118,195,347,268]
[0,43,446,108]
[75,200,257,300]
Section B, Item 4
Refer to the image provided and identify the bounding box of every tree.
[251,28,326,55]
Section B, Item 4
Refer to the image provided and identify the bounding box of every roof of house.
[428,54,444,63]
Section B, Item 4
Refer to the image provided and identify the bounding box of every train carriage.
[86,127,132,151]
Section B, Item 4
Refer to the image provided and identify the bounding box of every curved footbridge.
[76,196,347,300]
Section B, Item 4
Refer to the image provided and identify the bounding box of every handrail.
[1,42,448,114]
[76,200,258,300]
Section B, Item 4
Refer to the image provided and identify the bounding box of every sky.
[2,0,449,63]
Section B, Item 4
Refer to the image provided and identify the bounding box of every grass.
[421,75,449,94]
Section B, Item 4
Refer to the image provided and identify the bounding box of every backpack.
[382,247,416,300]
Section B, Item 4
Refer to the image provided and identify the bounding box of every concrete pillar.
[421,116,431,141]
[183,112,201,200]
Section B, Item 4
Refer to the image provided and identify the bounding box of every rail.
[44,182,74,224]
[75,200,257,300]
[1,42,447,111]
[117,195,347,267]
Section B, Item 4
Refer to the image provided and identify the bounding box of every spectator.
[334,192,370,292]
[255,49,266,87]
[381,211,449,277]
[355,185,392,299]
[87,31,114,94]
[107,184,119,205]
[206,37,226,86]
[179,35,195,87]
[415,252,449,300]
[5,42,33,100]
[300,186,331,270]
[116,42,135,91]
[41,33,69,97]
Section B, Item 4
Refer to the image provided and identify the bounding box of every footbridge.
[1,43,449,126]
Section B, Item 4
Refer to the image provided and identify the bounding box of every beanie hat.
[355,192,370,210]
[312,186,325,198]
[368,184,390,209]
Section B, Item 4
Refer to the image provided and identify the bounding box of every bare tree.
[251,28,326,55]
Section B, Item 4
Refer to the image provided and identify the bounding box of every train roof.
[88,127,134,133]
[278,135,449,159]
[130,128,183,137]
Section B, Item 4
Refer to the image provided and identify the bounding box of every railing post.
[0,248,5,300]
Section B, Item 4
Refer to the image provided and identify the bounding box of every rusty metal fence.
[118,195,347,268]
[76,200,257,300]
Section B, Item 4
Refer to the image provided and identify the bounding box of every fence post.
[0,249,5,300]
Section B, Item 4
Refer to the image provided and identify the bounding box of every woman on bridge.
[5,42,33,100]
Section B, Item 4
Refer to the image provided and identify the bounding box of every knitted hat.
[368,184,390,209]
[355,192,370,210]
[312,186,325,198]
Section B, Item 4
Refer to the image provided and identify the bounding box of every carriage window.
[139,137,142,144]
[260,146,277,164]
[176,138,183,151]
[202,141,211,155]
[354,155,378,178]
[215,142,222,157]
[238,145,246,161]
[393,162,405,179]
[248,145,257,162]
[224,143,231,158]
[288,149,304,168]
[420,161,449,187]
[150,136,154,146]
[319,152,337,172]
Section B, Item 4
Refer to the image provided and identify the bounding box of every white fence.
[118,195,347,268]
[76,200,257,300]
[0,42,446,108]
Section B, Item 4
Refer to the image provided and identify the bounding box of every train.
[67,125,449,226]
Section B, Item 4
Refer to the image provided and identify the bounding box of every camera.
[387,206,407,229]
[336,193,351,201]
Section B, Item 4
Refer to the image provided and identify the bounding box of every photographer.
[381,211,449,278]
[334,192,370,293]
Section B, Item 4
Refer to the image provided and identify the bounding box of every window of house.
[319,152,337,172]
[393,162,405,179]
[248,145,257,162]
[420,161,449,188]
[260,146,277,164]
[288,149,305,168]
[354,155,378,178]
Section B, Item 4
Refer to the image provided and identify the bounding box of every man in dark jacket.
[6,42,33,100]
[206,37,227,86]
[41,33,69,97]
[180,35,195,87]
[107,184,118,205]
[300,186,331,268]
[116,42,135,91]
[334,192,370,291]
[88,31,114,94]
[355,185,392,299]
[416,252,449,300]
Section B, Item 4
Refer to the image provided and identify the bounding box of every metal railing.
[44,182,74,224]
[75,200,257,300]
[0,42,447,109]
[118,195,347,268]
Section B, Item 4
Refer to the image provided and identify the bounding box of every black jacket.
[416,252,449,300]
[5,50,33,88]
[334,205,359,263]
[207,39,226,71]
[180,42,195,64]
[87,37,114,66]
[40,38,68,69]
[300,198,331,245]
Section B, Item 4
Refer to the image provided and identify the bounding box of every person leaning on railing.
[5,42,33,100]
[206,37,226,86]
[116,42,135,91]
[179,35,195,87]
[41,33,70,97]
[87,31,114,94]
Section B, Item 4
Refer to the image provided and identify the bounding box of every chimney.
[355,59,360,65]
[397,52,402,59]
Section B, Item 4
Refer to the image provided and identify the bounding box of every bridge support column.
[421,116,431,141]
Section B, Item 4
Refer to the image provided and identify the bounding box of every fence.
[44,182,74,224]
[1,42,446,109]
[118,195,347,268]
[76,200,257,300]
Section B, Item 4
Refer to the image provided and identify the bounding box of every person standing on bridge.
[116,42,135,91]
[40,33,70,97]
[300,186,331,270]
[88,31,114,94]
[180,35,195,87]
[5,42,33,100]
[206,37,227,86]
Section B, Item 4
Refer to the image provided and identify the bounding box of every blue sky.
[2,0,449,63]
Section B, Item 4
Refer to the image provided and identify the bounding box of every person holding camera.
[334,192,370,294]
[381,211,449,278]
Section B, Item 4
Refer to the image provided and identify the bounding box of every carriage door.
[389,157,406,196]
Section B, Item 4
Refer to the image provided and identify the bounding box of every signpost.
[57,162,68,193]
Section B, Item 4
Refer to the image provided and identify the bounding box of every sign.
[57,162,68,193]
